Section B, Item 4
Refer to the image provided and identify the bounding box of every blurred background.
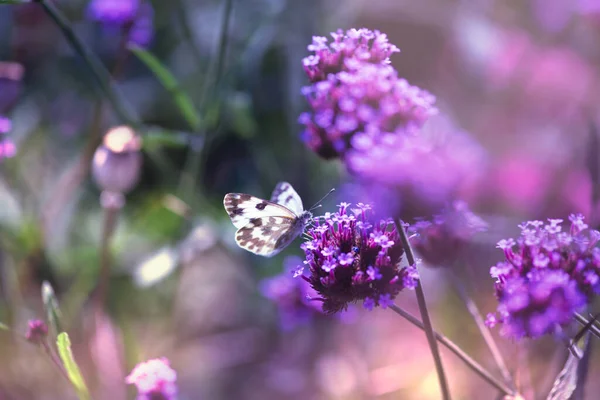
[1,0,600,398]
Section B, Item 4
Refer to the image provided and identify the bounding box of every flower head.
[300,203,418,313]
[260,256,324,330]
[25,319,48,344]
[303,28,400,83]
[488,214,600,339]
[345,117,485,211]
[125,357,177,400]
[300,63,437,159]
[87,0,153,47]
[0,116,16,160]
[411,201,488,267]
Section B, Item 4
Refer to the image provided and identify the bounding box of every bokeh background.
[1,0,600,399]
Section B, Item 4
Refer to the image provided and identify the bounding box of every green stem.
[213,0,234,92]
[95,200,121,311]
[388,304,515,397]
[395,219,451,400]
[449,273,515,389]
[36,0,139,128]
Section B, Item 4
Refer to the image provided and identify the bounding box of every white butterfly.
[223,182,316,257]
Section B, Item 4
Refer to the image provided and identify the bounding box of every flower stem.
[388,303,515,397]
[41,339,71,384]
[574,313,600,339]
[394,218,451,400]
[95,199,121,311]
[449,272,515,389]
[36,0,140,128]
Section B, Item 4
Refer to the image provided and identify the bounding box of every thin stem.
[214,0,234,91]
[449,273,515,389]
[36,0,140,128]
[41,339,71,383]
[394,219,451,400]
[94,203,120,311]
[574,313,600,339]
[388,304,515,397]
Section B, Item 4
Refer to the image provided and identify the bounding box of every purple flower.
[0,117,16,160]
[87,0,153,47]
[300,203,416,313]
[300,63,437,159]
[25,319,48,344]
[410,201,488,267]
[303,28,400,83]
[488,215,600,339]
[345,116,486,213]
[125,357,177,400]
[259,256,324,330]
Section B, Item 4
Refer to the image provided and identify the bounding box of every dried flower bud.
[92,125,142,197]
[25,319,48,344]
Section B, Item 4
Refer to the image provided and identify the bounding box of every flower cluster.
[0,117,16,160]
[411,201,488,267]
[487,214,600,339]
[302,28,400,83]
[260,256,324,330]
[87,0,154,47]
[125,357,177,400]
[25,319,48,344]
[345,116,486,212]
[299,203,418,313]
[299,28,437,160]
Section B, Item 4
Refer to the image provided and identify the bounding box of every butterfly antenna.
[309,188,336,212]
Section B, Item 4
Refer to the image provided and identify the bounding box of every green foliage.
[130,45,202,131]
[42,281,63,337]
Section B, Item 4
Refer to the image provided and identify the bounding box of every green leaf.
[142,128,191,150]
[56,332,91,400]
[0,0,30,4]
[129,45,202,131]
[0,322,9,331]
[42,281,63,337]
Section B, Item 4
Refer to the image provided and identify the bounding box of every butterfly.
[224,182,330,257]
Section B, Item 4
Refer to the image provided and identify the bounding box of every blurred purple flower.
[0,117,16,160]
[411,201,488,267]
[345,117,486,214]
[300,202,418,313]
[488,215,600,339]
[300,63,437,159]
[125,357,177,400]
[303,28,400,83]
[25,319,48,344]
[87,0,153,47]
[259,256,324,331]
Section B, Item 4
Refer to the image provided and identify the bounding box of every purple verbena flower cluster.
[411,201,488,267]
[487,214,600,339]
[87,0,154,47]
[299,28,437,160]
[125,357,177,400]
[302,28,400,83]
[299,202,418,314]
[0,117,16,160]
[260,256,324,330]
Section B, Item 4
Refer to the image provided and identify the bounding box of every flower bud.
[25,319,48,344]
[92,125,142,197]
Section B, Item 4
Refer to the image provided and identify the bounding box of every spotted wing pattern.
[224,193,296,229]
[234,216,304,257]
[270,182,304,217]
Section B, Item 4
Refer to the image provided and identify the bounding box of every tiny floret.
[25,319,48,344]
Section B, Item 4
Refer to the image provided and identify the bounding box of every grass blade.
[129,45,202,131]
[56,332,91,400]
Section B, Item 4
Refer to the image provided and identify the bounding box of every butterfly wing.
[224,193,297,229]
[235,216,304,257]
[270,182,304,216]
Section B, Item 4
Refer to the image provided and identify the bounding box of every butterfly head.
[300,210,314,227]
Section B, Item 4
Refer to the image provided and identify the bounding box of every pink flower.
[125,358,177,400]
